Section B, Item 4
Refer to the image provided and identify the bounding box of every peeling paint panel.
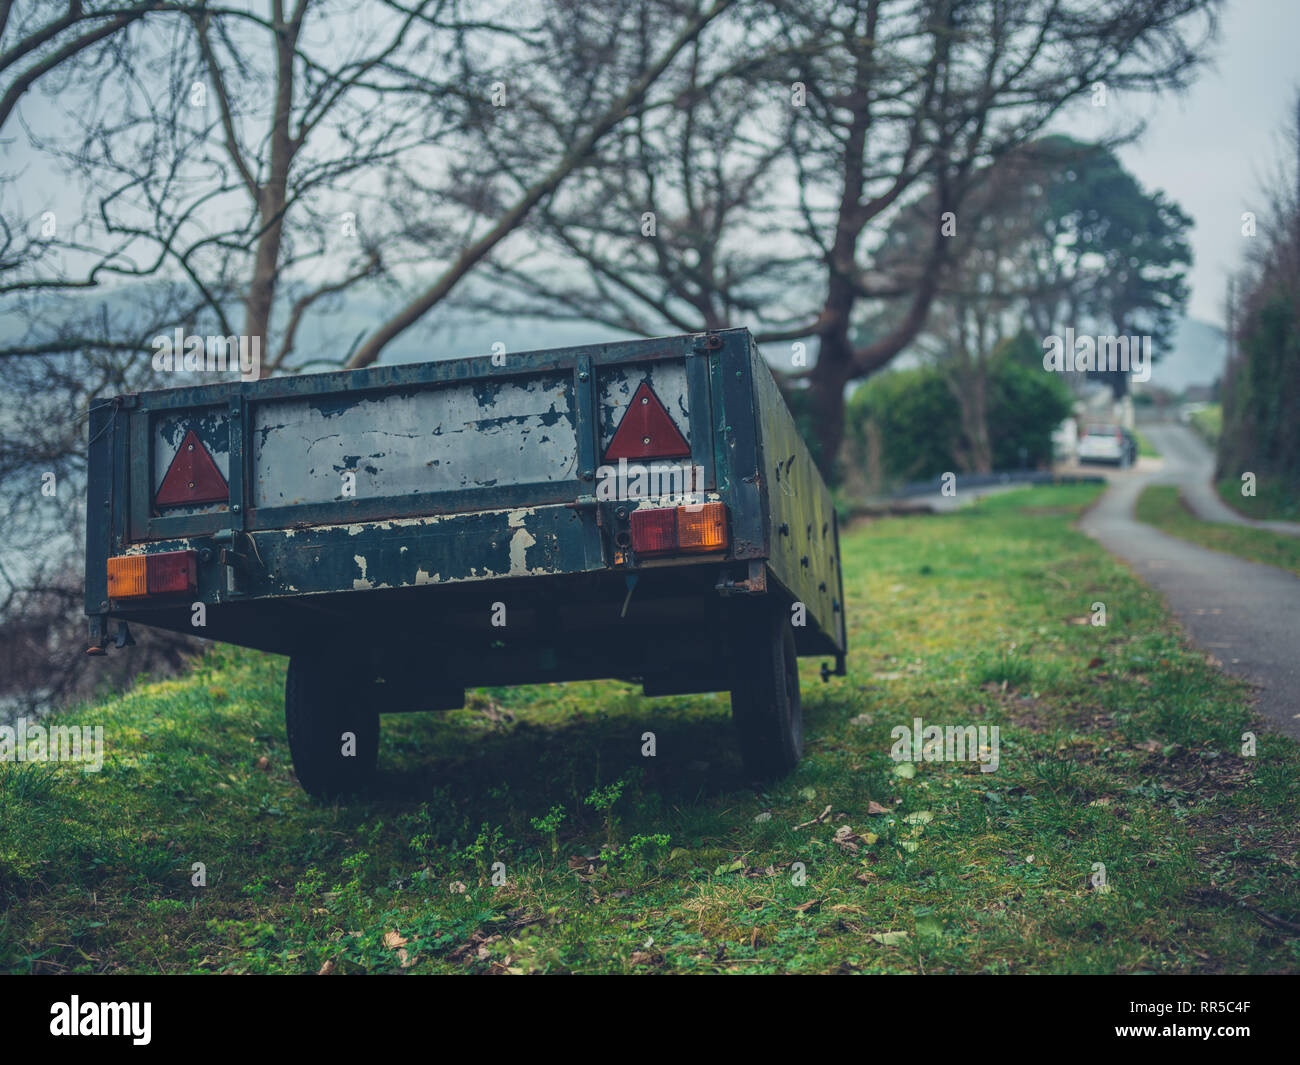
[748,342,845,653]
[256,503,600,594]
[251,374,577,508]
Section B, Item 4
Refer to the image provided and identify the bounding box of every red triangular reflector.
[604,381,690,461]
[156,429,228,507]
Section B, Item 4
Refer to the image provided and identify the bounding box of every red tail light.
[146,550,199,594]
[629,503,728,557]
[630,507,677,555]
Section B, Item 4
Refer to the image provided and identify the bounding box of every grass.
[1187,404,1222,447]
[1216,475,1300,525]
[3,484,1298,974]
[1134,431,1160,459]
[1136,484,1300,577]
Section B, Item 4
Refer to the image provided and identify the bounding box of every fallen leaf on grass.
[866,800,890,815]
[868,930,910,946]
[914,916,944,938]
[794,804,833,830]
[447,932,501,964]
[832,825,878,853]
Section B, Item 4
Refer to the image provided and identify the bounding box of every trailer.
[85,328,847,796]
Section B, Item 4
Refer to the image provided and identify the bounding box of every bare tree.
[464,0,1220,476]
[3,1,736,373]
[448,10,814,339]
[0,0,178,132]
[344,0,737,368]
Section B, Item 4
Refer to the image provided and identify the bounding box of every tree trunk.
[244,4,299,379]
[957,369,992,473]
[809,322,855,482]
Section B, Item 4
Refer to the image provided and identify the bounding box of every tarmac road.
[1077,424,1300,739]
[1141,422,1300,536]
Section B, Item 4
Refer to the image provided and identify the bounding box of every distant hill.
[1149,317,1227,392]
[0,279,1229,392]
[0,281,643,367]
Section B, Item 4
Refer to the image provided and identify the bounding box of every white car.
[1077,424,1136,467]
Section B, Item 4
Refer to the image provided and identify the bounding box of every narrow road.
[1143,422,1300,535]
[1077,431,1300,740]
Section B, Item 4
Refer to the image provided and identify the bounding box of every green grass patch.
[1216,475,1300,525]
[1187,404,1222,447]
[2,484,1297,974]
[1134,431,1160,459]
[1137,484,1300,576]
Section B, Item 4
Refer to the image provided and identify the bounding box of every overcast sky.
[1074,0,1300,325]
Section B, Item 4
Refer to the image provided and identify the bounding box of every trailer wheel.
[284,655,379,799]
[730,608,803,778]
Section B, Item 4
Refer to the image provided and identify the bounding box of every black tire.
[285,654,379,799]
[729,606,803,778]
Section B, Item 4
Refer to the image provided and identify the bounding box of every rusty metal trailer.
[85,328,846,796]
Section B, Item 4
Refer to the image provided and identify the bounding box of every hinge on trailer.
[820,654,847,682]
[564,496,601,523]
[692,332,724,355]
[86,619,134,656]
[214,529,262,596]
